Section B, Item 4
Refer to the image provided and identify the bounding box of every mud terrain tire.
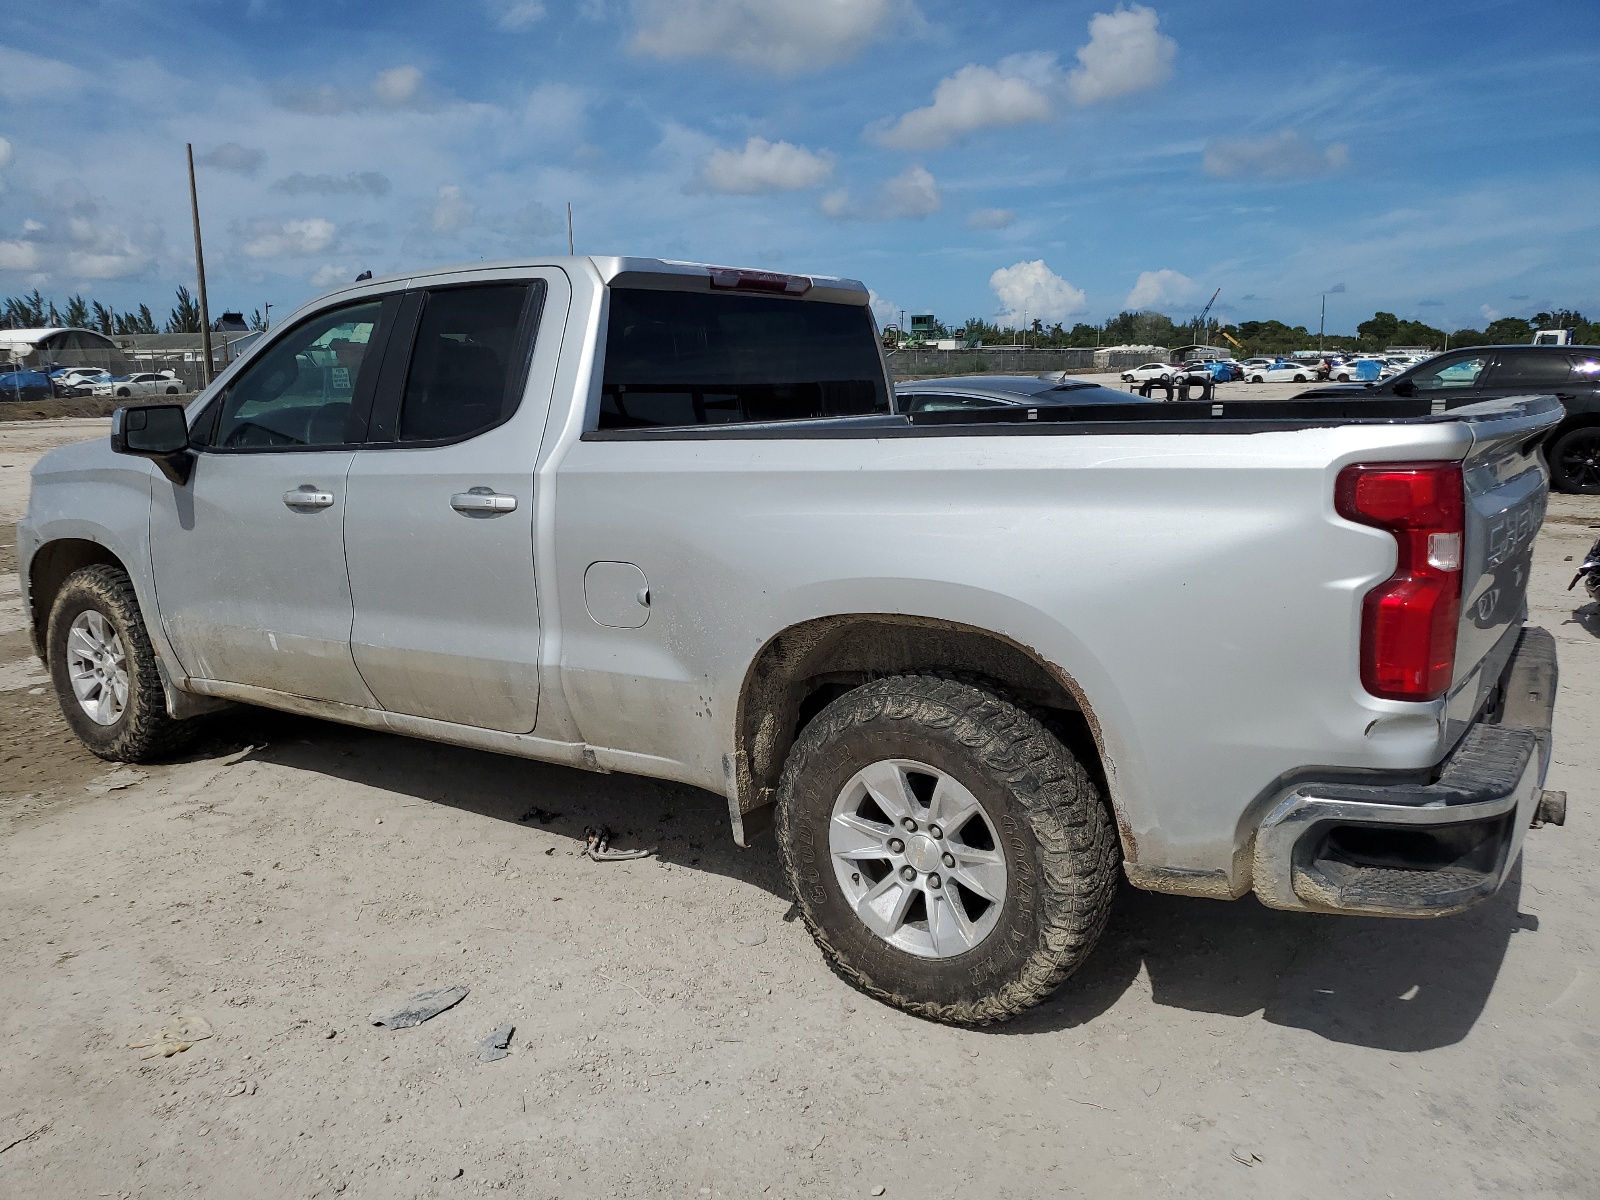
[47,564,201,762]
[776,675,1121,1025]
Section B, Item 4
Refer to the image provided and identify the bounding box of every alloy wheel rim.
[828,759,1007,959]
[1559,432,1600,489]
[66,609,129,726]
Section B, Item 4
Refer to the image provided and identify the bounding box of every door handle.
[283,488,335,509]
[451,489,518,514]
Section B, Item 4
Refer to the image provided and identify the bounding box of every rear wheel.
[47,564,202,762]
[116,388,130,397]
[776,676,1121,1025]
[1549,426,1600,495]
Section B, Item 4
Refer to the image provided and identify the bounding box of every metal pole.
[186,144,214,386]
[1318,293,1325,353]
[567,202,574,256]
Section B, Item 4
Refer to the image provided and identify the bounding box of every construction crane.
[1218,328,1243,350]
[1191,288,1221,343]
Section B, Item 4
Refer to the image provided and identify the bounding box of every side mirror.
[1391,379,1415,397]
[111,404,193,484]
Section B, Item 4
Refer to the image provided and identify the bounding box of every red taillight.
[708,268,812,296]
[1335,462,1465,701]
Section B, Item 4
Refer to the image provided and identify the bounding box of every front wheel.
[165,386,179,394]
[116,388,130,397]
[776,676,1120,1025]
[1548,426,1600,494]
[47,564,203,762]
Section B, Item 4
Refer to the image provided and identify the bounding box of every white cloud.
[1480,303,1501,323]
[629,0,905,75]
[821,166,941,221]
[276,66,434,114]
[868,289,899,328]
[967,207,1015,229]
[878,165,941,219]
[488,0,546,29]
[431,185,476,235]
[0,137,12,170]
[66,249,149,279]
[310,264,352,288]
[272,171,391,196]
[0,46,85,101]
[1202,131,1349,179]
[991,259,1087,325]
[242,217,336,258]
[693,137,834,194]
[525,83,587,136]
[1125,267,1200,310]
[373,65,424,107]
[1066,5,1176,105]
[870,54,1057,150]
[0,240,40,271]
[197,142,263,175]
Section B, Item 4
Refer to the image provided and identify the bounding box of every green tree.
[1482,316,1533,344]
[64,294,91,328]
[91,301,116,335]
[166,285,201,333]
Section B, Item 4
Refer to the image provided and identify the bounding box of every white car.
[91,372,183,398]
[1121,362,1177,384]
[1245,362,1314,384]
[51,367,112,394]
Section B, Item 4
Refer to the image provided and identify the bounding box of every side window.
[599,288,890,429]
[902,393,1005,413]
[395,283,540,443]
[1485,350,1574,389]
[1410,354,1488,391]
[206,300,385,450]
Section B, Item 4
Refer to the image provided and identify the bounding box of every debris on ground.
[129,1014,214,1059]
[583,825,654,862]
[370,985,469,1029]
[477,1024,516,1063]
[1230,1147,1263,1167]
[85,767,148,796]
[517,806,562,824]
[0,1123,49,1156]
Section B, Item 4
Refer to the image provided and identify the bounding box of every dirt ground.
[2,418,1597,1199]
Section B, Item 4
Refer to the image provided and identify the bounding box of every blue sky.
[1,0,1596,334]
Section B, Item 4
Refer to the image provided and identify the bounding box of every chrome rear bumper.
[1252,626,1557,917]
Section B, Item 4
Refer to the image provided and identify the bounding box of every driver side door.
[148,294,399,705]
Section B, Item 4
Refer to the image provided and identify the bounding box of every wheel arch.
[26,538,124,663]
[731,613,1129,857]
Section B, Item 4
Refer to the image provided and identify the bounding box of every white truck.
[17,257,1564,1025]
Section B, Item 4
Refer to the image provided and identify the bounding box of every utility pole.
[567,202,574,256]
[186,144,214,386]
[1318,293,1326,354]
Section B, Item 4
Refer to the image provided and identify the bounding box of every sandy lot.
[2,416,1597,1199]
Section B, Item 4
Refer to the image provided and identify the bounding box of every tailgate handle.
[283,488,335,509]
[451,488,518,514]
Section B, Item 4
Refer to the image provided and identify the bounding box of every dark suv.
[1295,344,1600,494]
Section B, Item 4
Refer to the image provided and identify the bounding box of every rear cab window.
[597,288,890,430]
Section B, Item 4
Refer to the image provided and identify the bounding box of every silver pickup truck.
[17,257,1564,1025]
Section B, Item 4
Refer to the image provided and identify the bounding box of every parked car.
[1245,361,1314,383]
[51,367,113,395]
[1120,361,1177,384]
[0,368,56,402]
[18,256,1564,1026]
[896,374,1155,413]
[1295,343,1600,493]
[1237,357,1274,373]
[91,372,183,398]
[1325,358,1383,383]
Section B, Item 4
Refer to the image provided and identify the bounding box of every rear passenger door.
[1478,349,1577,402]
[342,272,567,734]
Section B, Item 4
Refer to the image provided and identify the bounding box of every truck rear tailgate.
[1445,396,1557,744]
